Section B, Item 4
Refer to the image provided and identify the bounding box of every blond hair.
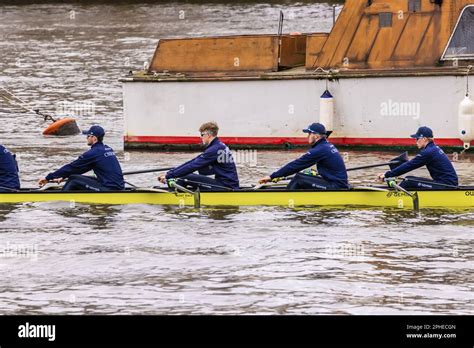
[199,121,219,137]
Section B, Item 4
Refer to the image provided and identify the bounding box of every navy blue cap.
[82,125,105,138]
[303,122,327,135]
[410,126,433,139]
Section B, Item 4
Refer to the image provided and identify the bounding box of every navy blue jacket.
[166,137,240,190]
[384,142,458,185]
[46,142,125,190]
[270,138,349,188]
[0,145,20,190]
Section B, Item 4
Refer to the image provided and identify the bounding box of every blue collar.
[423,141,435,150]
[206,137,219,148]
[91,142,103,148]
[311,137,327,148]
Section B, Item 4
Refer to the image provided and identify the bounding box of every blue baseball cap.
[410,126,433,139]
[303,123,327,135]
[82,125,105,138]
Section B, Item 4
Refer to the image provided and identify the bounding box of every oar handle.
[387,179,413,197]
[271,175,294,183]
[168,179,193,195]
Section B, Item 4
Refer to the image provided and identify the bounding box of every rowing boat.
[1,187,473,209]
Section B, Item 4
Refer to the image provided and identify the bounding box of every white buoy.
[458,94,474,150]
[320,89,334,131]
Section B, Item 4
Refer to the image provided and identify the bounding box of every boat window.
[408,0,421,12]
[379,13,392,28]
[442,5,474,60]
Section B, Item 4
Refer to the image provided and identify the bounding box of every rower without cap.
[378,126,458,189]
[259,122,349,190]
[158,121,240,191]
[38,125,125,192]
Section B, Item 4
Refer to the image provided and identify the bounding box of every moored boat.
[122,0,474,150]
[1,187,473,209]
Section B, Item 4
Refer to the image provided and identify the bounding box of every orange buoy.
[42,118,80,136]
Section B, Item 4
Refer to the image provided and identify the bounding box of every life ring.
[43,118,80,136]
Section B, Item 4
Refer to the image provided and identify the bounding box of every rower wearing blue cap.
[378,126,458,189]
[38,125,125,191]
[259,122,349,190]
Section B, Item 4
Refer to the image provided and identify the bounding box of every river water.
[0,1,473,315]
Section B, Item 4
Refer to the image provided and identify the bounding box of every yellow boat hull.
[0,189,473,208]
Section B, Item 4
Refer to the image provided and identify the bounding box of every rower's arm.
[166,151,216,179]
[270,151,319,179]
[385,152,429,178]
[45,152,98,180]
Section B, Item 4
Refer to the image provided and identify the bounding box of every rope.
[0,86,55,122]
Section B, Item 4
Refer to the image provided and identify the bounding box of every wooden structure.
[149,34,306,73]
[147,0,474,74]
[308,0,474,69]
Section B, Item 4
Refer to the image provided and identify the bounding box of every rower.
[259,122,349,190]
[0,144,20,192]
[158,122,239,191]
[378,126,458,189]
[38,125,125,191]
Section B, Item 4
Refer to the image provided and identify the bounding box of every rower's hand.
[39,178,63,187]
[158,174,166,184]
[38,178,48,187]
[259,176,272,184]
[377,173,385,182]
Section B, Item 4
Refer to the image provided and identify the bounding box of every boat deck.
[121,66,474,83]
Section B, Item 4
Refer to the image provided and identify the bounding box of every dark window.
[379,13,392,28]
[442,6,474,60]
[408,0,421,12]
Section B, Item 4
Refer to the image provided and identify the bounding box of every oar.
[346,152,408,172]
[252,181,288,190]
[386,179,420,211]
[122,167,174,175]
[37,182,63,191]
[180,178,232,191]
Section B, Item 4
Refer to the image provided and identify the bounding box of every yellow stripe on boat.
[0,189,473,208]
[0,191,195,206]
[201,190,474,208]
